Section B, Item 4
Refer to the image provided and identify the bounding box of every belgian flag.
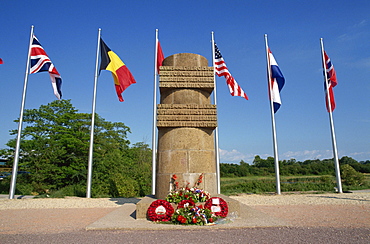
[99,39,136,102]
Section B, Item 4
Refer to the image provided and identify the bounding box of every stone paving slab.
[86,202,291,230]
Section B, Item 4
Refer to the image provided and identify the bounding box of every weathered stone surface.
[157,128,214,150]
[155,53,218,200]
[160,89,212,106]
[162,53,208,67]
[160,71,213,77]
[160,66,213,71]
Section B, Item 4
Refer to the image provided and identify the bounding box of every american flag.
[30,35,62,99]
[214,43,248,100]
[324,51,337,112]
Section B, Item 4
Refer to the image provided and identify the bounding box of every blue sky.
[0,1,369,164]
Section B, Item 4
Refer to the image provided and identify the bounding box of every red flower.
[177,199,195,209]
[172,174,177,180]
[177,215,187,224]
[197,174,203,184]
[209,217,214,223]
[192,217,197,223]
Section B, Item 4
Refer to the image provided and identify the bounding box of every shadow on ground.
[109,197,141,206]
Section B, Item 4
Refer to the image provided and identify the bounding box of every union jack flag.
[324,51,337,112]
[30,35,62,99]
[214,43,248,100]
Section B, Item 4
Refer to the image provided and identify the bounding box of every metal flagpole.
[9,25,34,199]
[86,28,101,198]
[211,31,221,194]
[151,29,159,195]
[320,38,342,193]
[264,34,281,195]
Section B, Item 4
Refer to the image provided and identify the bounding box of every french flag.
[268,49,285,113]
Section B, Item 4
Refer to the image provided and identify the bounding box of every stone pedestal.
[155,53,218,199]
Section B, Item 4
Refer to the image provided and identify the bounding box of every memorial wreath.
[147,199,174,222]
[147,173,229,225]
[204,197,229,218]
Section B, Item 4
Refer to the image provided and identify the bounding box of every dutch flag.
[268,49,285,113]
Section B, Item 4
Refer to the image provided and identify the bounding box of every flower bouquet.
[172,204,216,225]
[147,173,229,225]
[165,174,211,204]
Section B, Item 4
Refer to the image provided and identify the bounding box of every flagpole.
[86,28,101,198]
[151,29,159,195]
[9,26,34,199]
[320,38,342,193]
[211,31,221,194]
[264,34,281,195]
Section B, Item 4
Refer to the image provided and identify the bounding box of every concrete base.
[136,194,241,220]
[86,198,290,230]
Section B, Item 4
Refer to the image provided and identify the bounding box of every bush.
[109,174,139,197]
[341,164,365,186]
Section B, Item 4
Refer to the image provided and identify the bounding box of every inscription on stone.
[159,83,214,89]
[160,77,214,82]
[157,104,217,128]
[160,71,213,77]
[158,104,216,109]
[160,66,214,71]
[160,68,214,89]
[157,121,217,128]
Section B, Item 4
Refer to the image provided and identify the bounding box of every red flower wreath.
[177,199,195,209]
[204,197,228,218]
[147,199,174,222]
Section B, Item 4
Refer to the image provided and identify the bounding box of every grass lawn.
[220,174,370,195]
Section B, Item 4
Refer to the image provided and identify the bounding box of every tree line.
[221,155,370,178]
[0,99,368,197]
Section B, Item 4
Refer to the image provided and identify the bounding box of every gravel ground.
[230,191,370,228]
[0,196,140,209]
[0,192,369,243]
[0,191,369,209]
[0,192,369,234]
[229,191,370,205]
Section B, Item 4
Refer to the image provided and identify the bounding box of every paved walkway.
[1,195,369,234]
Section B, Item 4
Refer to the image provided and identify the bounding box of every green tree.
[340,164,365,186]
[340,156,370,173]
[1,99,152,197]
[238,160,251,177]
[4,100,91,191]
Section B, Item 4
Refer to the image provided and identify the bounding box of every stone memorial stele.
[155,53,218,199]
